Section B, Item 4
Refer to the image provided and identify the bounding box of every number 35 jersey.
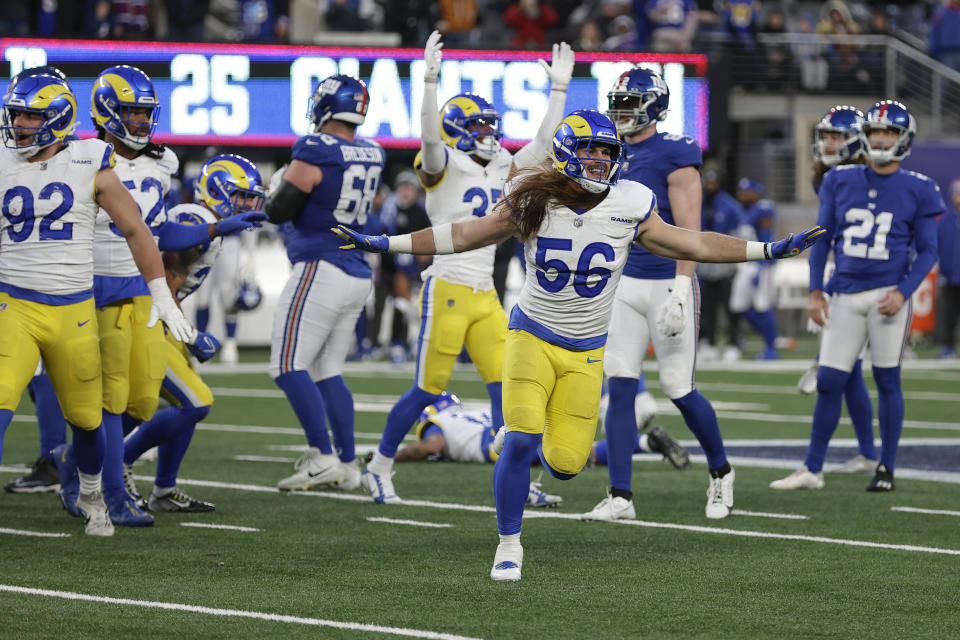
[283,132,384,278]
[0,139,116,299]
[512,179,658,350]
[417,146,514,291]
[818,165,945,294]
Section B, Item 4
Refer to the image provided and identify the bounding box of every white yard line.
[891,506,960,517]
[366,517,453,529]
[0,528,71,538]
[0,585,483,640]
[179,523,261,532]
[729,509,809,520]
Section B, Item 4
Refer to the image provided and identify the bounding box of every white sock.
[498,532,521,548]
[638,434,650,453]
[78,471,101,495]
[367,451,394,476]
[153,485,174,497]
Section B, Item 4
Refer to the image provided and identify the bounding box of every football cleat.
[106,491,155,527]
[76,490,115,537]
[834,454,878,475]
[219,338,239,364]
[334,459,363,491]
[706,467,735,519]
[581,490,636,521]
[4,454,60,493]
[797,362,819,395]
[360,469,401,504]
[526,481,562,508]
[866,464,895,492]
[50,444,80,517]
[769,465,824,490]
[122,463,146,509]
[276,447,345,492]
[645,425,690,470]
[492,426,507,456]
[490,543,523,581]
[147,488,215,512]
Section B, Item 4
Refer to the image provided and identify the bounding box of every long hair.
[95,126,167,159]
[811,153,869,192]
[506,163,606,241]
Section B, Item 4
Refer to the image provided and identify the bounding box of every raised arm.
[419,30,447,186]
[511,42,574,172]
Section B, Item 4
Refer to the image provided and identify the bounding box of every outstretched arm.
[511,42,574,172]
[395,433,446,462]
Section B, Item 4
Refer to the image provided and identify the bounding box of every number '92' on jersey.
[284,132,384,277]
[818,164,945,294]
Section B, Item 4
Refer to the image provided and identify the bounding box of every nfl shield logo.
[574,217,583,228]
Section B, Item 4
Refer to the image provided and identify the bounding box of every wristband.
[746,241,771,261]
[389,234,413,253]
[672,274,692,298]
[431,223,455,254]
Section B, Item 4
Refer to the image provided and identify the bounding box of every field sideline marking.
[158,477,960,557]
[891,506,960,517]
[0,585,483,640]
[729,509,809,520]
[367,517,454,528]
[0,528,70,538]
[179,523,261,532]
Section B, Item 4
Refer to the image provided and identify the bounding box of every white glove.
[656,275,691,337]
[538,42,574,91]
[805,317,823,335]
[424,30,443,82]
[146,278,196,344]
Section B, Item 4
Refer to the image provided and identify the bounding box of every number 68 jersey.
[0,139,116,298]
[818,165,945,294]
[511,179,658,350]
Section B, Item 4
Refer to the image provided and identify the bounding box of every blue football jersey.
[283,132,385,277]
[817,165,945,293]
[619,132,702,279]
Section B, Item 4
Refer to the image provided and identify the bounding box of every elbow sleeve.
[420,82,446,174]
[265,180,310,224]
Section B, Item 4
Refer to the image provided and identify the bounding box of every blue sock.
[606,377,639,491]
[121,412,140,437]
[378,386,439,457]
[637,374,648,394]
[124,406,210,464]
[873,366,904,472]
[845,359,876,459]
[101,411,126,498]
[274,370,333,453]
[29,374,66,457]
[225,317,237,338]
[804,366,849,473]
[196,307,210,333]
[672,390,727,469]
[493,431,539,535]
[756,309,779,348]
[594,437,643,466]
[316,376,355,462]
[0,409,12,464]
[156,421,197,488]
[486,382,504,428]
[70,423,105,475]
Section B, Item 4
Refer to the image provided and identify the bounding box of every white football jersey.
[420,146,514,291]
[421,406,492,463]
[94,147,178,277]
[0,139,116,296]
[516,179,657,343]
[166,202,222,302]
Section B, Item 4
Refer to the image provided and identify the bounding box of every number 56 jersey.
[283,132,384,278]
[818,165,945,294]
[0,139,116,299]
[512,179,658,350]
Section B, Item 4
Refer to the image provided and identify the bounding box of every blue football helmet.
[814,105,865,167]
[194,153,265,218]
[417,392,463,426]
[552,109,623,193]
[308,74,369,132]
[8,65,70,94]
[233,279,263,312]
[440,93,503,161]
[0,73,77,158]
[606,67,670,136]
[862,100,915,164]
[90,65,160,151]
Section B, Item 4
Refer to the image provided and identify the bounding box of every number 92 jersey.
[513,179,657,349]
[94,147,178,277]
[0,139,116,297]
[283,132,384,278]
[819,165,945,294]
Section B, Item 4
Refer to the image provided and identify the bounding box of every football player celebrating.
[772,101,943,492]
[122,153,266,512]
[0,73,192,536]
[584,67,735,523]
[361,31,575,504]
[264,74,384,493]
[335,109,825,580]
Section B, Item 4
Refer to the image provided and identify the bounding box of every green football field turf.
[2,354,959,639]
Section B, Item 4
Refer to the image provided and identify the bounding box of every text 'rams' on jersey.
[513,180,657,349]
[285,131,384,280]
[820,164,945,293]
[416,145,514,292]
[619,131,702,279]
[167,203,221,302]
[0,139,115,298]
[95,147,179,278]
